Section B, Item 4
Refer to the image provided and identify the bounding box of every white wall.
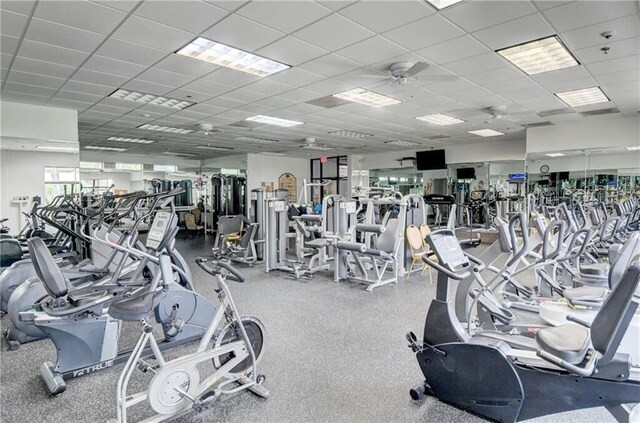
[1,150,78,230]
[526,116,640,153]
[1,101,78,142]
[79,151,201,168]
[246,153,310,208]
[527,152,640,175]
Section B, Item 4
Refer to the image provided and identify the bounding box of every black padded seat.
[580,262,608,276]
[563,286,608,303]
[536,325,590,364]
[0,239,23,267]
[108,291,166,321]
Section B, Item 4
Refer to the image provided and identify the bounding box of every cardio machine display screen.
[431,234,468,270]
[147,211,173,250]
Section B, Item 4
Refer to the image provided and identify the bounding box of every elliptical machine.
[407,228,640,422]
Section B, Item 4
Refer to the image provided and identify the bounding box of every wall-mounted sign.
[278,173,297,203]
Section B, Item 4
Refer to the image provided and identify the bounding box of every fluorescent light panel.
[555,87,609,107]
[259,152,288,156]
[332,88,401,108]
[302,144,334,151]
[138,124,194,134]
[194,145,234,151]
[497,36,579,75]
[546,153,566,157]
[107,136,155,144]
[468,129,505,137]
[626,146,640,151]
[385,140,419,147]
[109,89,194,109]
[328,130,372,138]
[245,115,303,127]
[236,136,279,144]
[36,146,78,151]
[85,146,127,152]
[416,113,465,125]
[176,37,289,77]
[163,151,197,157]
[425,0,465,10]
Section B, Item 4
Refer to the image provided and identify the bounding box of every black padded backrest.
[590,259,640,357]
[239,223,258,248]
[609,232,640,289]
[27,237,68,298]
[0,239,23,267]
[218,215,244,234]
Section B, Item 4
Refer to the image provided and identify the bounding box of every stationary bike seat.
[108,291,167,321]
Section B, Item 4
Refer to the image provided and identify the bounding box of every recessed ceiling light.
[468,129,505,137]
[425,0,465,10]
[245,115,303,127]
[107,136,155,144]
[328,130,373,138]
[138,124,194,134]
[194,145,234,151]
[302,144,334,151]
[497,36,579,75]
[109,89,194,109]
[236,136,279,144]
[626,146,640,151]
[332,88,401,108]
[36,146,78,152]
[176,37,289,77]
[555,87,609,107]
[545,152,566,157]
[416,113,465,125]
[85,146,128,152]
[385,140,420,147]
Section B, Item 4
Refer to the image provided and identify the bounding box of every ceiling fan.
[480,106,522,123]
[194,123,222,136]
[361,61,459,86]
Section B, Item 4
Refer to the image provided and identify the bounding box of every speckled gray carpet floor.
[0,236,621,422]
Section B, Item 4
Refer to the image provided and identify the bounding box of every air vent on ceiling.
[306,96,351,108]
[538,108,575,117]
[328,129,372,138]
[426,135,450,140]
[521,121,554,128]
[579,108,620,117]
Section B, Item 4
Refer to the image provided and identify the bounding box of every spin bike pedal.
[192,390,219,413]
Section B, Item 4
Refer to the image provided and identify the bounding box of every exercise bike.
[110,256,268,422]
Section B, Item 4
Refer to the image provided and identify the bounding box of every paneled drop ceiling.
[1,0,639,159]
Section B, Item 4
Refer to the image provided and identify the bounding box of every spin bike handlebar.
[195,258,245,283]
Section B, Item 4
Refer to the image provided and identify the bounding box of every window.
[81,179,113,191]
[309,155,348,203]
[80,161,103,169]
[44,167,80,202]
[153,164,177,172]
[221,168,240,175]
[115,163,143,171]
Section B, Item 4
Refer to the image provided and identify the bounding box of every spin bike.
[109,253,268,422]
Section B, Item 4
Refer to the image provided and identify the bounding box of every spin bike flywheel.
[214,316,265,374]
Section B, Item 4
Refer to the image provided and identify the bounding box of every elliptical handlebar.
[195,257,245,283]
[557,228,594,262]
[542,220,566,260]
[506,212,529,267]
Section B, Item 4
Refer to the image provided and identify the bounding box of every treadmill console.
[427,230,470,272]
[146,211,174,251]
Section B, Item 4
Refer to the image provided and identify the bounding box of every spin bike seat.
[108,290,167,321]
[536,325,590,365]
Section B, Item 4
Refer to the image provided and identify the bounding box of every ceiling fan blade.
[504,115,522,123]
[416,74,460,82]
[405,61,430,77]
[360,74,390,79]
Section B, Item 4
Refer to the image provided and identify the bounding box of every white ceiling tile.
[601,79,640,95]
[256,36,328,66]
[277,88,321,103]
[542,1,638,32]
[530,64,592,86]
[595,69,640,85]
[473,13,555,50]
[136,67,195,88]
[24,18,105,53]
[465,66,525,85]
[298,54,363,78]
[244,79,295,96]
[532,1,576,11]
[237,1,331,34]
[186,103,227,115]
[410,93,459,109]
[47,98,93,111]
[444,52,507,76]
[205,96,245,109]
[90,1,139,13]
[441,1,537,33]
[293,14,374,52]
[3,80,56,97]
[445,86,497,102]
[120,79,174,95]
[17,39,89,67]
[203,1,249,11]
[338,0,433,33]
[560,14,640,51]
[11,56,76,80]
[155,54,215,78]
[1,10,28,38]
[1,34,19,56]
[220,87,270,103]
[1,1,36,15]
[336,36,408,65]
[180,78,234,97]
[55,89,105,103]
[316,1,356,12]
[72,68,129,88]
[283,102,324,114]
[167,87,215,104]
[416,36,489,65]
[586,55,640,75]
[383,14,464,51]
[574,37,640,65]
[135,1,227,34]
[546,113,583,124]
[201,67,260,88]
[254,96,299,109]
[34,0,126,34]
[6,69,66,89]
[0,91,49,104]
[62,79,115,96]
[268,67,326,87]
[96,38,167,66]
[201,14,285,51]
[112,15,195,52]
[82,55,147,79]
